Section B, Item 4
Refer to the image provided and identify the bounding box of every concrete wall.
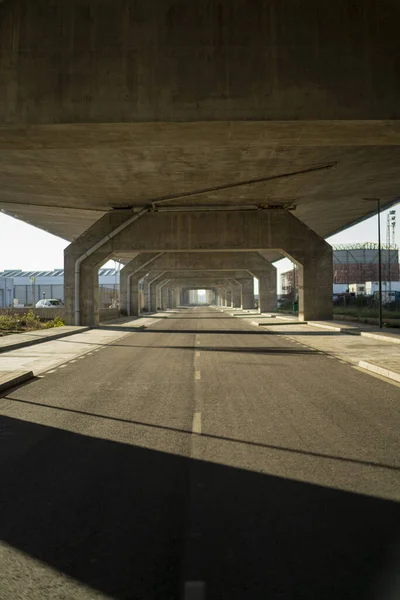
[98,308,120,321]
[1,0,399,124]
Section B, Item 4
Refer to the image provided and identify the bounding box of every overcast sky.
[0,204,399,278]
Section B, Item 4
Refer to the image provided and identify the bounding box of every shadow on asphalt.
[108,345,321,355]
[1,415,399,599]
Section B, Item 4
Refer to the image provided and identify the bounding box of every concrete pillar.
[298,248,333,321]
[127,275,142,316]
[232,286,241,309]
[161,285,169,309]
[226,288,232,307]
[252,267,277,313]
[170,288,177,308]
[237,278,254,310]
[64,209,332,325]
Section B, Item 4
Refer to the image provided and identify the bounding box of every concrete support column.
[170,288,177,308]
[298,248,333,321]
[226,288,232,307]
[231,286,241,309]
[252,267,277,313]
[237,278,254,310]
[127,275,142,316]
[161,285,169,309]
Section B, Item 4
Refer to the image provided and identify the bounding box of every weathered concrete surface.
[1,1,400,246]
[121,251,276,313]
[2,1,399,124]
[64,209,331,324]
[235,278,254,310]
[252,269,278,313]
[122,251,276,275]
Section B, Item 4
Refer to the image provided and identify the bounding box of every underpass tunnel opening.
[184,289,213,306]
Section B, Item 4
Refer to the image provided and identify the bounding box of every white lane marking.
[196,351,200,358]
[47,370,57,374]
[58,364,67,368]
[70,360,77,363]
[195,370,201,380]
[192,412,202,434]
[196,341,200,345]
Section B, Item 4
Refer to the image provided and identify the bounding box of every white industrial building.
[0,268,120,308]
[348,281,400,302]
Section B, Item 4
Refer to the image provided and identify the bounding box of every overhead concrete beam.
[120,251,276,314]
[65,208,331,325]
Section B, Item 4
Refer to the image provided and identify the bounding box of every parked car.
[35,299,64,308]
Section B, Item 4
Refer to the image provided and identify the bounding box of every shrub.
[0,314,17,330]
[44,315,65,328]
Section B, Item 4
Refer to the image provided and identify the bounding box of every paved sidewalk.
[0,325,90,353]
[240,312,400,384]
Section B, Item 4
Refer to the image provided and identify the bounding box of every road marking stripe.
[196,351,200,357]
[195,370,201,380]
[47,370,57,374]
[58,364,67,368]
[192,412,202,434]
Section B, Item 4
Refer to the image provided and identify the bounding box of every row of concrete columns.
[64,208,333,326]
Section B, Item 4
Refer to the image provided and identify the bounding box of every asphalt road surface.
[1,307,400,600]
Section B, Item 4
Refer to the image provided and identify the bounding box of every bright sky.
[0,204,399,280]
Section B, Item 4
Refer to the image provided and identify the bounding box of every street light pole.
[364,198,383,329]
[377,199,383,329]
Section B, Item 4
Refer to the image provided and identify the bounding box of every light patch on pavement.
[184,581,205,599]
[192,412,202,434]
[196,351,200,357]
[195,370,201,380]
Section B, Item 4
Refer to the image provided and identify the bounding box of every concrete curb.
[0,370,34,394]
[354,331,400,345]
[0,326,90,354]
[358,361,400,383]
[307,322,343,332]
[308,321,400,344]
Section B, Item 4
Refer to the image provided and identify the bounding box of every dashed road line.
[196,351,200,358]
[195,370,201,380]
[192,412,202,434]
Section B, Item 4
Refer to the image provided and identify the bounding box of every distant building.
[0,268,121,307]
[349,281,400,302]
[281,243,399,296]
[0,276,14,308]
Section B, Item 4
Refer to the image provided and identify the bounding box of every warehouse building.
[281,243,399,296]
[0,268,121,308]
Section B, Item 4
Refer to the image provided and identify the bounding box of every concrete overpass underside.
[1,1,400,325]
[1,0,400,245]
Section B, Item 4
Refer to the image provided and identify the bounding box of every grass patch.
[333,306,400,319]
